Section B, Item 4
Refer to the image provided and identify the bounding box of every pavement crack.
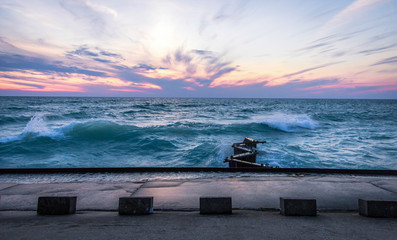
[129,181,147,196]
[0,184,19,192]
[369,181,397,195]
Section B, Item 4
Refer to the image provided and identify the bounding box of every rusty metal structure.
[224,137,273,168]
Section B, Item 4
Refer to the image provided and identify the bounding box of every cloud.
[108,88,146,93]
[59,0,117,36]
[277,62,342,80]
[11,81,45,89]
[66,46,124,63]
[0,70,85,92]
[264,78,397,98]
[67,47,99,57]
[182,86,195,91]
[99,50,122,58]
[358,43,397,55]
[274,78,340,89]
[93,58,112,63]
[60,0,117,19]
[85,0,117,19]
[371,56,397,66]
[320,0,389,35]
[0,36,18,49]
[133,64,157,71]
[213,4,231,21]
[0,53,106,77]
[192,49,213,55]
[0,69,162,94]
[370,31,397,42]
[377,68,397,74]
[210,67,236,80]
[298,28,371,57]
[0,48,162,94]
[198,1,248,34]
[174,48,193,64]
[301,42,330,52]
[191,49,237,80]
[345,86,380,92]
[148,47,237,86]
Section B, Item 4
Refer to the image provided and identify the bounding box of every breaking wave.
[257,113,318,132]
[0,112,318,144]
[1,97,395,170]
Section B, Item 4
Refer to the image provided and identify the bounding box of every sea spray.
[257,113,319,132]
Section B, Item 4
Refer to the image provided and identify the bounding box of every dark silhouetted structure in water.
[224,137,276,168]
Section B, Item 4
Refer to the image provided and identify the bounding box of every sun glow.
[1,0,396,98]
[148,22,176,56]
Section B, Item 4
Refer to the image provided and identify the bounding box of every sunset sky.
[1,0,397,98]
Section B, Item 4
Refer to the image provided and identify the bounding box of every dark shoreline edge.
[1,167,397,176]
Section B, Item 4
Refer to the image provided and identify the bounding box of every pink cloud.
[108,88,146,93]
[182,86,195,91]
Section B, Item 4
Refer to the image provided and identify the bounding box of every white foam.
[21,114,50,135]
[0,114,69,143]
[255,112,318,132]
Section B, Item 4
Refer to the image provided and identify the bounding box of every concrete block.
[200,197,232,214]
[119,197,153,215]
[37,196,77,215]
[280,197,317,216]
[359,199,397,218]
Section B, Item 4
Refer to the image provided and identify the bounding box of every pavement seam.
[369,181,397,195]
[128,181,147,196]
[0,184,19,192]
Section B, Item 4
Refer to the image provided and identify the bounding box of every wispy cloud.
[182,86,195,91]
[132,47,239,87]
[0,53,106,77]
[277,62,342,80]
[371,56,397,66]
[358,43,397,55]
[320,0,389,35]
[268,78,340,91]
[66,46,124,64]
[11,81,45,89]
[1,0,396,98]
[59,0,117,36]
[0,69,162,93]
[199,0,248,34]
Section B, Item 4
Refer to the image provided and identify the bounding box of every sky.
[0,0,397,98]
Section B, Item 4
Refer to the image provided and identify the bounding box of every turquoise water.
[0,97,396,169]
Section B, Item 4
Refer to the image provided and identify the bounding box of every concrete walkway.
[1,210,397,240]
[1,175,397,211]
[1,175,397,239]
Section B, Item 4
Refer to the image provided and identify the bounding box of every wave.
[1,98,396,170]
[159,113,318,131]
[0,114,153,144]
[0,115,31,126]
[254,113,318,132]
[0,112,318,144]
[65,120,140,141]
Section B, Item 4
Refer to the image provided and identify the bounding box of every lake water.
[1,97,396,169]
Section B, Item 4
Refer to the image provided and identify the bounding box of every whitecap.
[255,113,318,132]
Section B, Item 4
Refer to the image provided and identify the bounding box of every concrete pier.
[1,175,397,239]
[1,175,397,211]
